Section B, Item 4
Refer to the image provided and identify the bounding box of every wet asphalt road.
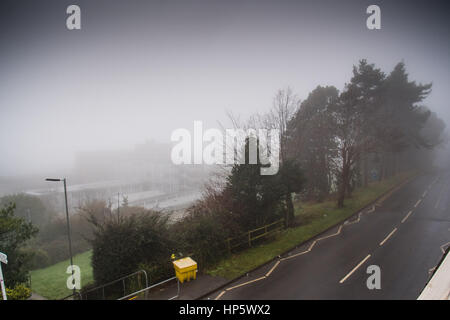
[207,170,450,300]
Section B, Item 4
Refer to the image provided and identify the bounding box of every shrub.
[171,213,229,269]
[89,211,173,286]
[22,247,50,270]
[138,261,173,286]
[0,283,32,300]
[0,203,38,287]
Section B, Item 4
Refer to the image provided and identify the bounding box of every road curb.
[196,173,418,300]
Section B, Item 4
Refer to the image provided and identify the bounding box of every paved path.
[136,274,228,300]
[28,292,47,300]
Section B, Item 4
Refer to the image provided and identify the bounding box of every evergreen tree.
[0,203,38,287]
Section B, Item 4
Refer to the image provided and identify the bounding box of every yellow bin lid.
[173,257,197,272]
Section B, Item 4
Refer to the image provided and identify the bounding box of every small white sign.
[0,252,7,264]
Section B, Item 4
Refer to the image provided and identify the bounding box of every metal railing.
[80,269,148,300]
[61,291,82,300]
[118,270,198,300]
[118,276,178,300]
[226,218,284,253]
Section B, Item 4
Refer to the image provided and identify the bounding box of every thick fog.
[0,0,449,177]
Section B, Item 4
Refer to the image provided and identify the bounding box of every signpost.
[0,252,7,301]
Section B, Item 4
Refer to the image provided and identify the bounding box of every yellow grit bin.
[172,257,197,283]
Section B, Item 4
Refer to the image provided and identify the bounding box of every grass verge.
[30,250,93,299]
[206,172,413,280]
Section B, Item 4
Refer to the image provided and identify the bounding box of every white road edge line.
[283,224,345,261]
[440,242,450,254]
[428,266,436,275]
[308,240,316,251]
[316,225,343,242]
[339,254,371,284]
[226,276,266,291]
[345,212,362,225]
[401,211,413,223]
[265,261,280,277]
[281,250,307,261]
[214,290,226,300]
[379,228,397,246]
[282,240,317,261]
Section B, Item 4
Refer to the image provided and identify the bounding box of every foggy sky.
[0,0,449,176]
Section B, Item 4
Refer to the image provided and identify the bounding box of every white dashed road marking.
[339,254,371,284]
[414,199,422,208]
[401,211,413,224]
[379,228,397,246]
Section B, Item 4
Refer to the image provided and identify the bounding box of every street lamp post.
[45,178,75,295]
[114,192,125,223]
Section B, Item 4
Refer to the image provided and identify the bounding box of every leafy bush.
[138,261,173,286]
[171,213,229,268]
[0,283,32,300]
[22,247,50,270]
[88,210,173,286]
[0,203,38,287]
[29,201,101,269]
[0,194,52,227]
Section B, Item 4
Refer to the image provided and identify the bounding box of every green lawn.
[206,172,413,279]
[30,250,93,299]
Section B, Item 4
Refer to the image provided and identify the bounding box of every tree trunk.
[338,161,349,208]
[337,182,345,208]
[285,192,295,227]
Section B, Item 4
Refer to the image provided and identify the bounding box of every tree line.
[287,60,444,208]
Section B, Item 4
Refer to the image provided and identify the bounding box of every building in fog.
[23,140,212,214]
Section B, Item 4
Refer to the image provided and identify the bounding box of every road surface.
[207,171,450,300]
